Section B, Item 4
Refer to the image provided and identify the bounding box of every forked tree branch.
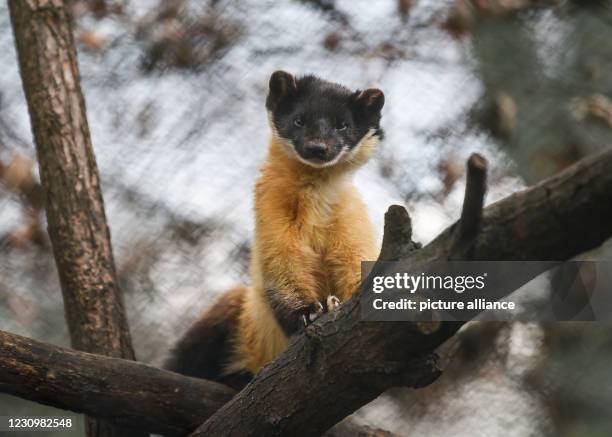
[0,329,398,437]
[191,148,612,437]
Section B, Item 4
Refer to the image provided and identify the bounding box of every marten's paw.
[303,301,325,326]
[326,295,341,311]
[300,297,341,328]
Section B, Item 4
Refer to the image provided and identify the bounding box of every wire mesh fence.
[0,0,611,435]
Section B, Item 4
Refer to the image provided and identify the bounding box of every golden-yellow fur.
[225,132,380,374]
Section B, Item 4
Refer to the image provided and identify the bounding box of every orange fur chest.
[254,164,348,297]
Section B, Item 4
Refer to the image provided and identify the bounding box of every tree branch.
[192,147,612,437]
[0,329,395,437]
[0,330,235,437]
[8,2,139,435]
[8,0,135,361]
[457,153,487,241]
[378,205,421,261]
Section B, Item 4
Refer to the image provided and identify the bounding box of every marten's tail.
[163,285,252,390]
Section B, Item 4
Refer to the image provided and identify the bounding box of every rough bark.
[192,148,612,437]
[8,1,138,435]
[0,329,396,437]
[0,329,236,436]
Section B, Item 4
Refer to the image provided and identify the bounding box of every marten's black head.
[266,71,384,168]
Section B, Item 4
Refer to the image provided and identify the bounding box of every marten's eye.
[336,121,348,131]
[294,117,304,127]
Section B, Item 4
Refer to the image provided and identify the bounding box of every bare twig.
[457,153,488,241]
[379,204,421,261]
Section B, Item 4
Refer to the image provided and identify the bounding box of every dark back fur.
[163,285,251,390]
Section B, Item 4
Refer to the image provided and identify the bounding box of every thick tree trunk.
[8,1,138,435]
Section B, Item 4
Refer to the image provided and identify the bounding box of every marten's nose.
[303,142,328,160]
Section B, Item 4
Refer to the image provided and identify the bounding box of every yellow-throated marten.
[164,71,385,389]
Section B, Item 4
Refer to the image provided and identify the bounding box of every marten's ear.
[267,70,297,111]
[353,88,385,115]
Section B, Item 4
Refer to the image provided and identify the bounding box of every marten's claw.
[304,301,325,326]
[327,295,341,311]
[309,301,325,322]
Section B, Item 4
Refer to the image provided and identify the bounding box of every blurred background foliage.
[1,0,612,435]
